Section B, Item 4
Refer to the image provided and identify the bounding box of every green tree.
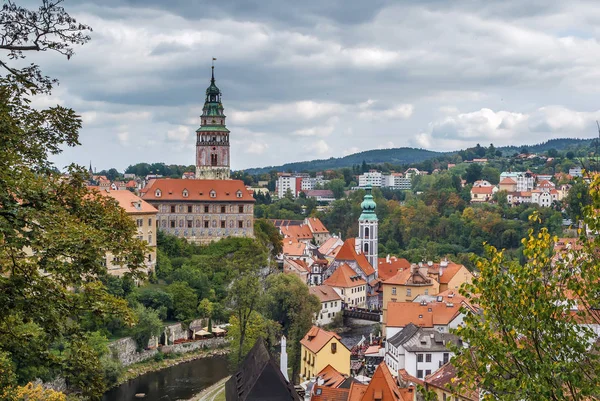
[263,273,321,382]
[167,282,198,322]
[228,271,263,365]
[481,166,500,185]
[328,178,346,199]
[453,211,600,400]
[227,311,269,365]
[129,305,163,352]
[198,298,213,319]
[566,181,592,222]
[464,163,483,184]
[0,2,146,397]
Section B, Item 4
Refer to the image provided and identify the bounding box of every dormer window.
[183,189,189,198]
[155,189,162,197]
[210,190,216,198]
[236,190,243,198]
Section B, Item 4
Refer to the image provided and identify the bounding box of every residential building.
[359,170,384,187]
[308,258,329,286]
[301,175,328,191]
[425,259,473,293]
[569,167,583,177]
[196,66,231,180]
[382,263,440,325]
[424,363,479,401]
[303,189,335,203]
[384,173,412,190]
[272,218,331,246]
[309,285,343,326]
[283,257,310,283]
[404,168,422,179]
[306,217,331,245]
[378,255,411,281]
[500,171,535,191]
[470,181,497,203]
[99,189,157,277]
[225,338,300,401]
[384,300,466,338]
[140,179,255,245]
[282,239,312,263]
[300,326,351,380]
[498,177,517,192]
[324,263,367,308]
[276,173,308,198]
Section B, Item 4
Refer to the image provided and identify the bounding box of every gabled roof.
[470,186,494,195]
[387,323,419,348]
[317,364,346,388]
[98,189,158,214]
[141,179,255,202]
[284,258,310,273]
[427,262,470,285]
[425,363,478,401]
[306,217,330,233]
[300,326,348,354]
[378,257,411,281]
[385,302,463,328]
[358,362,407,401]
[383,266,434,287]
[280,224,314,240]
[499,177,516,185]
[283,240,307,257]
[310,285,343,303]
[319,237,343,256]
[347,382,368,401]
[402,328,461,352]
[225,338,300,401]
[324,264,367,288]
[335,238,375,276]
[311,386,349,401]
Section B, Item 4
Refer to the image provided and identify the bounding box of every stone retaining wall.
[161,337,227,354]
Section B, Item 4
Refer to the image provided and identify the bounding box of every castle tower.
[195,66,230,180]
[358,185,378,276]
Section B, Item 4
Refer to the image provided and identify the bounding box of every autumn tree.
[453,195,600,399]
[0,1,147,398]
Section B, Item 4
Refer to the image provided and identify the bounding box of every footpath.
[190,376,230,401]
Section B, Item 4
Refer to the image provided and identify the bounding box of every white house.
[385,323,460,380]
[359,170,384,187]
[308,285,343,326]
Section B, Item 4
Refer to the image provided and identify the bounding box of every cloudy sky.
[30,0,600,171]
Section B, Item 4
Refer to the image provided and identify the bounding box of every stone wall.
[164,323,188,345]
[161,337,227,354]
[109,336,228,366]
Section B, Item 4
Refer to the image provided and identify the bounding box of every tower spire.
[211,57,216,83]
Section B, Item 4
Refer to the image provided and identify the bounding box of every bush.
[100,356,123,387]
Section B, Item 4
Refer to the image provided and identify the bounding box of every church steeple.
[358,185,378,276]
[195,63,231,180]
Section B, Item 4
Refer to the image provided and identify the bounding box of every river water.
[102,356,229,401]
[103,323,375,401]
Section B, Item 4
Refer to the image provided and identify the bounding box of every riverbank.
[190,376,230,401]
[114,347,230,388]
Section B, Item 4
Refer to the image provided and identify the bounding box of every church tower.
[358,185,378,276]
[195,66,230,180]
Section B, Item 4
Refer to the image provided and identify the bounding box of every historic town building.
[196,66,231,180]
[140,179,255,245]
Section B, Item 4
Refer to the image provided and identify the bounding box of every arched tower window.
[364,243,369,253]
[211,154,218,166]
[365,227,370,238]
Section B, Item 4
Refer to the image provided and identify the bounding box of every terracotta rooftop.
[309,285,343,303]
[426,261,470,285]
[306,217,330,233]
[471,186,494,195]
[140,178,255,202]
[283,240,307,257]
[347,382,368,401]
[98,189,158,214]
[324,264,367,288]
[316,364,346,388]
[319,237,343,256]
[335,238,375,276]
[355,362,410,401]
[311,386,349,401]
[280,223,314,240]
[499,177,516,185]
[383,266,434,287]
[385,301,463,328]
[300,326,347,354]
[425,363,478,401]
[378,257,411,281]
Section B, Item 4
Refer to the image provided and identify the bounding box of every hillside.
[244,147,442,175]
[243,138,596,174]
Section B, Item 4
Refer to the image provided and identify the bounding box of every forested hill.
[243,138,595,174]
[244,147,442,175]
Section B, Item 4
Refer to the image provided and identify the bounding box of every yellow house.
[100,189,157,277]
[299,326,350,381]
[381,263,439,326]
[324,263,367,308]
[426,260,474,293]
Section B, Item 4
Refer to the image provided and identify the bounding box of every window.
[443,394,447,401]
[148,235,152,244]
[417,354,423,362]
[221,206,226,213]
[188,205,192,213]
[196,219,201,227]
[425,369,431,376]
[364,243,369,253]
[155,189,161,197]
[443,353,449,364]
[365,226,369,238]
[204,221,209,228]
[204,205,209,213]
[136,219,143,227]
[170,220,175,228]
[426,353,432,362]
[417,370,423,379]
[331,343,337,354]
[407,288,412,297]
[392,287,397,295]
[424,289,429,295]
[221,221,226,228]
[210,190,216,198]
[187,220,193,228]
[147,254,152,262]
[183,189,188,198]
[238,221,244,228]
[170,205,176,213]
[239,205,244,213]
[236,190,243,198]
[148,218,152,226]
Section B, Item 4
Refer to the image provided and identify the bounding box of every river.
[103,323,375,400]
[102,356,229,401]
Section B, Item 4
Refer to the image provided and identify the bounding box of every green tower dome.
[359,185,378,221]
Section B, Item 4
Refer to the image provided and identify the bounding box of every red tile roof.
[325,264,367,288]
[280,223,314,240]
[470,186,494,195]
[311,386,349,401]
[378,257,411,281]
[335,238,375,276]
[499,177,516,185]
[316,364,346,388]
[427,262,470,285]
[306,217,329,233]
[357,362,409,401]
[140,178,255,202]
[347,382,368,401]
[309,285,343,303]
[300,326,347,354]
[283,240,307,257]
[425,363,478,401]
[385,301,463,328]
[98,189,158,214]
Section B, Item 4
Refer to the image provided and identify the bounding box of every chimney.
[280,335,289,381]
